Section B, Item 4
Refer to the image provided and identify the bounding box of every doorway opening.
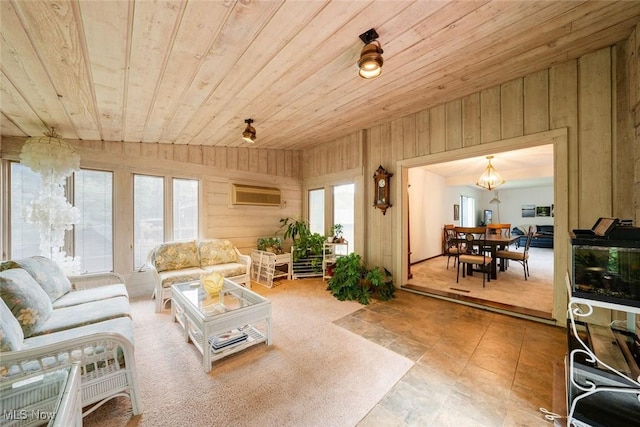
[404,144,555,321]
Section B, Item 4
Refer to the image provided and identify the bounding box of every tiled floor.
[334,289,568,426]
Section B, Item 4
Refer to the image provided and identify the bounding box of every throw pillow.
[199,240,238,266]
[0,268,53,337]
[15,256,72,302]
[0,298,24,351]
[0,260,19,272]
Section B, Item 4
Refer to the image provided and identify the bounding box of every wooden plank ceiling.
[1,1,639,151]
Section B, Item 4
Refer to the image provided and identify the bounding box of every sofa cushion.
[536,225,554,235]
[0,298,24,351]
[152,240,199,272]
[199,239,238,266]
[158,267,206,289]
[29,296,131,337]
[22,317,135,351]
[0,268,53,337]
[202,263,247,279]
[15,256,72,301]
[52,283,129,309]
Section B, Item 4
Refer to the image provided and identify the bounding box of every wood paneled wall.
[303,39,639,325]
[1,138,302,277]
[630,24,640,224]
[301,132,363,179]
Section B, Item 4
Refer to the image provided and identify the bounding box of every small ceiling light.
[358,28,383,79]
[242,118,256,143]
[476,156,505,190]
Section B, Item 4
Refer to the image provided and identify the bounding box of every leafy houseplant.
[279,217,310,244]
[327,253,395,305]
[257,237,283,254]
[279,217,325,268]
[331,224,344,243]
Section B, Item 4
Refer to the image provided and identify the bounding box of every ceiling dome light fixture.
[476,155,505,190]
[358,28,383,79]
[242,118,256,143]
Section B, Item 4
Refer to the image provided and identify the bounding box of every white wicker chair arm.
[67,272,126,290]
[236,250,252,267]
[1,331,134,377]
[1,331,142,416]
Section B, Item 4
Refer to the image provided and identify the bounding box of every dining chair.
[487,223,512,237]
[454,226,492,287]
[443,225,462,269]
[496,226,533,280]
[487,223,513,262]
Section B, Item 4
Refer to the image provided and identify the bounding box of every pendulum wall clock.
[373,165,392,215]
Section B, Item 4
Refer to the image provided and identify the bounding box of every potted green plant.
[257,237,283,254]
[279,218,325,274]
[327,253,395,305]
[331,224,344,243]
[279,217,311,245]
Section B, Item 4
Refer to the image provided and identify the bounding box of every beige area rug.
[408,247,554,315]
[84,279,413,427]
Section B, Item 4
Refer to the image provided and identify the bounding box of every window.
[308,188,325,235]
[173,178,199,240]
[74,169,113,273]
[333,184,354,253]
[9,162,41,259]
[134,175,164,269]
[5,163,200,274]
[460,195,476,227]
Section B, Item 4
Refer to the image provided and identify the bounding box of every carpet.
[408,247,554,317]
[83,279,413,426]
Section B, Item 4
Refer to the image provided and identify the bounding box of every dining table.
[462,234,519,280]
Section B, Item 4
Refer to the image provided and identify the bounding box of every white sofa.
[148,239,251,313]
[0,256,142,417]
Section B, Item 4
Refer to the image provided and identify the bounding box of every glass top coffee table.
[1,364,82,426]
[171,278,272,373]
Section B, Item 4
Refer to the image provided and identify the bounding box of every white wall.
[477,185,554,229]
[408,173,554,266]
[408,168,446,262]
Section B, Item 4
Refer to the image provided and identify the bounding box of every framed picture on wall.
[522,204,536,217]
[536,206,551,217]
[453,204,460,221]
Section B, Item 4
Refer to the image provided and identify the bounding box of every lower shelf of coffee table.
[188,325,266,361]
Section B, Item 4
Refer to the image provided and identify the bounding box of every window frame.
[303,175,362,255]
[1,160,202,274]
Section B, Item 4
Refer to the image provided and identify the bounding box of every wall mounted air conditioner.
[231,183,281,207]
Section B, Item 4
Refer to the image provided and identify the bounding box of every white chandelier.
[20,128,81,273]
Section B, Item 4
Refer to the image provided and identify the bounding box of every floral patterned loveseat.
[0,256,142,417]
[148,239,251,313]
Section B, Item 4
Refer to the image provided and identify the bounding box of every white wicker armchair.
[0,271,142,417]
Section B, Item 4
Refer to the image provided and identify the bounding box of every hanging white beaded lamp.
[19,128,80,184]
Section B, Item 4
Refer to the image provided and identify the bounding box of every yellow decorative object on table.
[201,271,224,297]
